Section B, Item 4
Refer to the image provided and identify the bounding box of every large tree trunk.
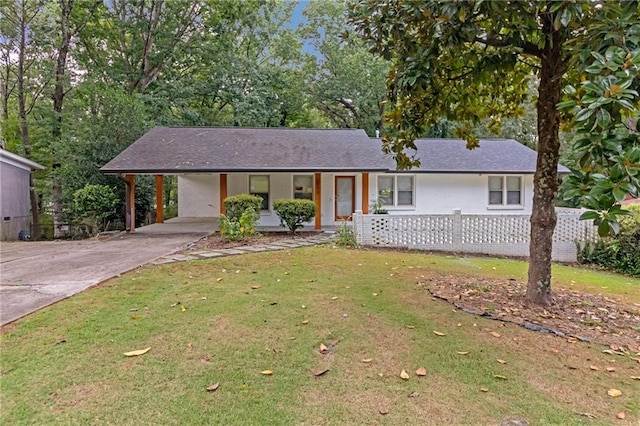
[525,17,566,305]
[16,1,40,240]
[51,0,74,239]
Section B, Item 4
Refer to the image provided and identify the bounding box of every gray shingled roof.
[100,127,389,173]
[391,139,570,174]
[100,127,569,174]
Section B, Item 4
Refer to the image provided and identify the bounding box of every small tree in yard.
[273,199,316,235]
[73,184,118,236]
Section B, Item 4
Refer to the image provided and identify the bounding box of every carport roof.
[100,126,569,175]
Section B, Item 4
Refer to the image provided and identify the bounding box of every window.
[488,176,522,206]
[293,175,314,200]
[249,175,269,210]
[377,175,414,207]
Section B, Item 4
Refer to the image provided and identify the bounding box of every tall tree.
[300,0,388,135]
[1,0,50,240]
[349,1,640,305]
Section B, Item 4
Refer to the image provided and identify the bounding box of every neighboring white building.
[100,127,568,230]
[0,149,44,241]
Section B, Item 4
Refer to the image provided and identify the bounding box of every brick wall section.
[352,209,597,262]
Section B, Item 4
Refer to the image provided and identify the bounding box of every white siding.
[369,173,534,215]
[177,175,218,217]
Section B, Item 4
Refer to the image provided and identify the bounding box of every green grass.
[1,247,639,425]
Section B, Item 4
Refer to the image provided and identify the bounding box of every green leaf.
[580,210,600,220]
[612,187,627,202]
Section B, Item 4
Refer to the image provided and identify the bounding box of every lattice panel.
[461,215,530,244]
[555,214,598,243]
[370,215,454,246]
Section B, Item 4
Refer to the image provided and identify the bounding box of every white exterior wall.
[369,173,535,215]
[177,172,536,225]
[178,175,218,217]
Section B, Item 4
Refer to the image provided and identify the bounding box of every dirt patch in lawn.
[426,276,640,352]
[193,232,321,250]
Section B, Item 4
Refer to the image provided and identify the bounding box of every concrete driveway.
[0,218,214,325]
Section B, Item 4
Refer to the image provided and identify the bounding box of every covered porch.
[122,171,372,233]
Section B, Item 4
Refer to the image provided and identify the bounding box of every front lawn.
[1,246,639,425]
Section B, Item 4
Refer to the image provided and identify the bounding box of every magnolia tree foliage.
[349,0,640,305]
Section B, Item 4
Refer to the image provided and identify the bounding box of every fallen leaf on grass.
[180,305,187,312]
[216,278,223,282]
[362,358,373,363]
[415,367,427,376]
[490,332,501,338]
[206,383,219,392]
[313,369,329,377]
[319,343,328,353]
[616,412,626,420]
[433,331,445,336]
[400,370,410,380]
[405,325,415,329]
[124,347,151,357]
[494,375,507,380]
[331,296,338,300]
[379,407,389,415]
[408,391,420,398]
[261,370,273,376]
[607,388,622,397]
[251,285,260,289]
[372,293,378,296]
[457,351,469,355]
[496,359,507,364]
[480,387,489,392]
[170,302,180,307]
[606,367,616,372]
[575,412,597,419]
[631,376,640,380]
[302,320,309,325]
[590,365,600,371]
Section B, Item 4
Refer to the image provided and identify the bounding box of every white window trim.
[292,174,314,201]
[248,175,271,213]
[376,174,416,209]
[487,175,524,210]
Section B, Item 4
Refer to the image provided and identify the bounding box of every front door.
[335,176,355,220]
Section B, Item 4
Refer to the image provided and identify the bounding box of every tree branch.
[474,34,542,57]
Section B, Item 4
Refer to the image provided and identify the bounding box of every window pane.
[488,176,503,191]
[293,175,313,200]
[250,176,269,193]
[489,191,503,205]
[507,191,521,205]
[250,176,269,210]
[378,176,394,205]
[398,191,413,205]
[397,176,413,191]
[506,176,521,191]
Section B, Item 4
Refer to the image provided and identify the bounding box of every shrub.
[223,194,263,222]
[73,184,118,236]
[579,204,640,277]
[273,199,316,235]
[219,207,259,241]
[335,220,357,246]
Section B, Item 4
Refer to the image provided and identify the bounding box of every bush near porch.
[273,198,315,235]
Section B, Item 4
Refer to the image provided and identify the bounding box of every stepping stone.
[197,252,226,258]
[167,254,198,261]
[217,248,249,255]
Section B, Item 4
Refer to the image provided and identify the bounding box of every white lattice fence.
[353,209,596,262]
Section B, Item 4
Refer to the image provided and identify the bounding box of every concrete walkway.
[0,217,334,325]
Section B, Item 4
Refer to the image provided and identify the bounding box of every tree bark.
[525,15,566,305]
[16,0,40,240]
[51,0,74,238]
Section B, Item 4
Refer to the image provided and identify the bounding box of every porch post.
[125,174,135,232]
[362,172,369,214]
[314,173,322,230]
[220,173,228,215]
[155,175,164,223]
